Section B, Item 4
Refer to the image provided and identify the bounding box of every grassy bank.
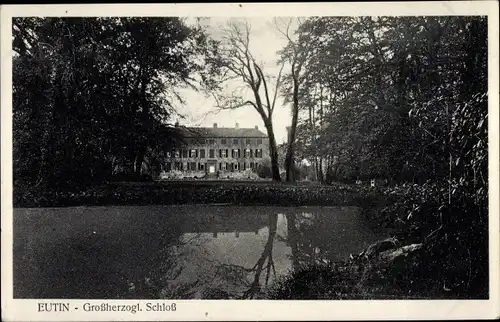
[267,182,489,300]
[12,180,488,299]
[14,180,390,208]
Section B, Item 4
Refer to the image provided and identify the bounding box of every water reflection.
[13,206,386,299]
[162,206,384,299]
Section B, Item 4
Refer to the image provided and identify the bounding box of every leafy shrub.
[257,164,273,179]
[109,172,153,182]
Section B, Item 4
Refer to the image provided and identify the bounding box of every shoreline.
[13,181,389,208]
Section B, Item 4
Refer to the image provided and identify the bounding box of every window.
[243,162,246,170]
[250,162,254,169]
[166,162,172,171]
[221,138,227,145]
[189,149,197,158]
[257,139,263,144]
[208,139,216,144]
[198,163,205,171]
[199,149,206,158]
[166,151,172,158]
[209,149,215,158]
[220,162,226,171]
[233,139,239,145]
[255,149,262,158]
[234,163,239,171]
[190,162,196,171]
[246,139,252,144]
[220,149,228,158]
[232,149,240,158]
[174,150,180,158]
[245,149,252,158]
[182,149,188,158]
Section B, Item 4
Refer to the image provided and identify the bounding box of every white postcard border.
[1,2,499,321]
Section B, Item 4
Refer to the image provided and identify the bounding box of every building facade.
[163,123,269,175]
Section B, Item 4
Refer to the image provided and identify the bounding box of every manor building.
[164,123,269,175]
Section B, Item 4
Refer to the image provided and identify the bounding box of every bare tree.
[211,20,284,181]
[275,18,306,183]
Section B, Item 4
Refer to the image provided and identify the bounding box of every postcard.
[1,2,499,321]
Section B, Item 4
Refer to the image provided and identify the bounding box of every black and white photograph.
[1,2,499,321]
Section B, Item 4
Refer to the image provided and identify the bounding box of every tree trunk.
[264,119,282,182]
[285,72,300,183]
[134,71,150,177]
[318,157,324,183]
[314,157,320,182]
[285,145,294,183]
[134,145,147,176]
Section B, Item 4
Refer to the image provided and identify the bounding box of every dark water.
[13,205,387,299]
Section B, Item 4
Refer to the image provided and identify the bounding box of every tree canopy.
[283,16,487,191]
[13,17,220,190]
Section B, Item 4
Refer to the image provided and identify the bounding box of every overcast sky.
[174,17,297,144]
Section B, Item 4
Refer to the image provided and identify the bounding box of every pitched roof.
[180,126,268,138]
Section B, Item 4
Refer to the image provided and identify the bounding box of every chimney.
[255,125,258,130]
[174,121,179,127]
[213,123,218,128]
[235,123,239,128]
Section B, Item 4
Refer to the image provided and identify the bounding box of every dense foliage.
[287,16,487,186]
[272,16,489,299]
[13,17,219,193]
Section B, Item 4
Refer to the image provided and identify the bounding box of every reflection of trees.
[283,212,320,271]
[288,212,343,269]
[160,208,372,299]
[241,214,279,299]
[168,207,379,299]
[286,213,301,270]
[286,209,381,272]
[173,214,280,299]
[241,211,329,299]
[125,219,199,299]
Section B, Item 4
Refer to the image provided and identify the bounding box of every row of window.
[189,138,263,145]
[167,148,263,159]
[167,162,260,171]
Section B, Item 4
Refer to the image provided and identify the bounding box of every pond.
[13,205,388,299]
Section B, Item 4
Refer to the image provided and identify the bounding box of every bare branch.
[254,63,272,114]
[223,20,260,90]
[274,17,295,46]
[271,61,286,113]
[253,60,262,90]
[212,91,258,111]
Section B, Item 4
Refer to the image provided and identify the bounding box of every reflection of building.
[210,231,258,238]
[180,212,270,238]
[164,123,269,175]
